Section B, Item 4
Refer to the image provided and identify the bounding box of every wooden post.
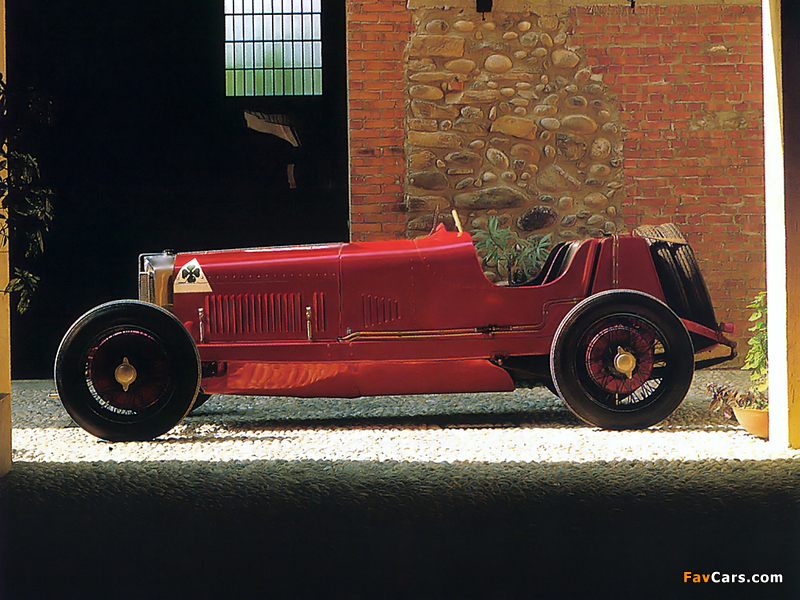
[0,0,12,475]
[765,0,800,448]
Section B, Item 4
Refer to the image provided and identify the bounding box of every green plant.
[706,382,768,419]
[473,216,552,285]
[742,291,768,394]
[706,291,770,419]
[0,73,55,313]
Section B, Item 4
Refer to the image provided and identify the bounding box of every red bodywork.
[169,226,726,398]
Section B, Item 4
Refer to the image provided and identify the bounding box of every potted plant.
[707,291,769,438]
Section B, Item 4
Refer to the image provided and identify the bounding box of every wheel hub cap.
[87,329,171,411]
[613,347,637,379]
[114,357,138,392]
[586,324,655,394]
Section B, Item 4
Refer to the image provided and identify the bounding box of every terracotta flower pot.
[732,407,769,439]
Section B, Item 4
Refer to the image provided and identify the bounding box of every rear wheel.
[550,290,694,429]
[191,390,213,411]
[55,300,201,441]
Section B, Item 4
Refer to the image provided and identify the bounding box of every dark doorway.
[6,0,349,378]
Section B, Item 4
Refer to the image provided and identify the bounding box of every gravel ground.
[4,369,800,600]
[9,369,800,463]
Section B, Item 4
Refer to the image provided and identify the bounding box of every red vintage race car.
[55,220,736,441]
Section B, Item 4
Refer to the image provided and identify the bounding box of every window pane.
[234,42,244,69]
[265,70,274,95]
[225,42,235,69]
[312,41,321,68]
[293,15,302,40]
[313,68,322,94]
[293,42,304,68]
[283,41,293,67]
[225,0,322,97]
[312,14,320,39]
[264,15,273,40]
[245,70,255,95]
[234,70,245,95]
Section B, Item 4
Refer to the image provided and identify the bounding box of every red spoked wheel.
[550,290,694,429]
[55,301,200,441]
[585,322,656,395]
[86,329,173,413]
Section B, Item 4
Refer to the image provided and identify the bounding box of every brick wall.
[569,4,764,358]
[347,0,413,241]
[347,2,765,359]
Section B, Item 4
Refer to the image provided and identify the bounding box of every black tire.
[550,290,694,429]
[654,244,692,320]
[657,223,717,330]
[55,300,201,441]
[191,390,213,411]
[635,225,692,320]
[544,379,560,398]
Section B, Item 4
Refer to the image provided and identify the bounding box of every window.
[225,0,323,97]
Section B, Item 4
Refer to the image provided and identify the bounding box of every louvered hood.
[173,243,342,343]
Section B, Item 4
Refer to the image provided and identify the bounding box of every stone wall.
[346,1,765,358]
[405,10,624,282]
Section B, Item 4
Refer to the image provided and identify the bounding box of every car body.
[55,221,736,441]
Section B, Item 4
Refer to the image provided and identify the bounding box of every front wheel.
[550,290,694,429]
[55,300,201,441]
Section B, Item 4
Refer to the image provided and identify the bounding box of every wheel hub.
[114,357,138,392]
[613,347,637,379]
[87,329,171,411]
[586,324,655,394]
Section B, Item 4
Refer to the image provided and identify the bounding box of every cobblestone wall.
[404,10,624,282]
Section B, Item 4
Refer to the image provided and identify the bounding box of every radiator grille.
[205,293,326,336]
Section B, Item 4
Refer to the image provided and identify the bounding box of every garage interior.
[1,1,799,599]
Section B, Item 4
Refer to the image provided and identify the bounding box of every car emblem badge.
[174,258,212,293]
